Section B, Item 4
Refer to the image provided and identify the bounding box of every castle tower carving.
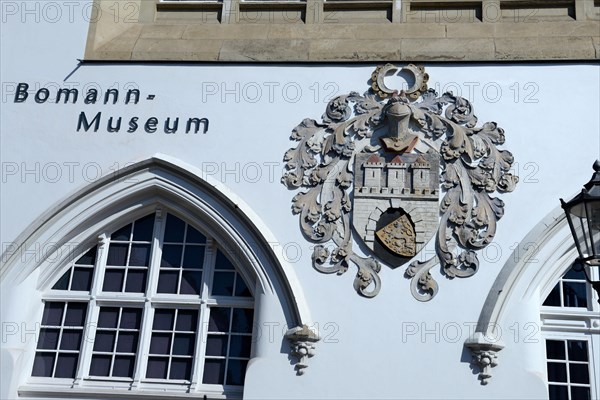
[412,154,431,194]
[360,153,437,196]
[354,152,439,261]
[363,154,384,190]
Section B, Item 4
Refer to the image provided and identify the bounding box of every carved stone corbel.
[285,325,320,375]
[464,332,504,385]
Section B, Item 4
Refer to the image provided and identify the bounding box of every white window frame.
[541,264,600,400]
[4,156,314,399]
[542,333,599,400]
[24,208,255,399]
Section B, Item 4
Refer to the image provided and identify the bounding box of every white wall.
[1,1,599,399]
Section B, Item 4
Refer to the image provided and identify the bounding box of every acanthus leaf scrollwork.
[282,65,518,300]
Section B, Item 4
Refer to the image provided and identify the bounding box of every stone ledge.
[402,37,496,60]
[494,36,595,59]
[593,36,600,58]
[308,39,402,61]
[219,39,310,61]
[184,24,270,40]
[85,21,600,61]
[446,20,600,37]
[140,24,187,40]
[131,38,223,61]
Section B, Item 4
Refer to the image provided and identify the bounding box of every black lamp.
[561,160,600,303]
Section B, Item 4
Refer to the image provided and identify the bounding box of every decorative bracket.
[285,325,321,375]
[464,332,504,385]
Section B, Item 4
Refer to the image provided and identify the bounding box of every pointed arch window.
[543,261,591,309]
[541,260,600,400]
[31,210,255,396]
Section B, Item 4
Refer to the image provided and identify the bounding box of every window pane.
[231,309,254,334]
[570,386,591,400]
[32,353,55,377]
[229,335,251,358]
[64,303,87,326]
[206,335,228,357]
[107,243,128,266]
[153,309,175,330]
[94,332,116,352]
[52,269,70,290]
[33,212,258,385]
[215,250,235,270]
[164,214,185,242]
[180,270,202,295]
[543,283,561,306]
[546,340,566,360]
[150,333,172,354]
[567,340,588,362]
[176,310,198,332]
[129,244,151,266]
[202,359,225,384]
[71,267,93,291]
[172,333,195,356]
[37,329,60,350]
[548,384,568,400]
[60,330,83,351]
[103,269,124,292]
[170,358,192,380]
[569,363,590,384]
[120,308,142,330]
[186,225,206,244]
[111,223,132,241]
[182,246,205,269]
[125,269,147,293]
[564,262,586,279]
[146,357,168,379]
[226,359,248,386]
[133,214,155,241]
[116,332,139,353]
[90,355,112,376]
[235,277,252,297]
[37,306,86,382]
[113,356,135,378]
[562,281,587,308]
[75,246,97,265]
[98,307,119,328]
[55,354,78,378]
[161,245,182,268]
[209,308,231,332]
[212,272,235,296]
[547,362,567,382]
[158,271,179,294]
[42,302,64,326]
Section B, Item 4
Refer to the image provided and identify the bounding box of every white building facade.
[1,1,599,399]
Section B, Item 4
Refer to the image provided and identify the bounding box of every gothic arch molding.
[464,204,578,384]
[0,154,313,330]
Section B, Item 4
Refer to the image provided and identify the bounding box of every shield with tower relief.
[282,64,518,301]
[353,151,439,268]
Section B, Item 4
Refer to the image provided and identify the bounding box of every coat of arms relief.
[281,64,518,301]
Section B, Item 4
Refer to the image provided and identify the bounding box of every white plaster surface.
[1,2,600,399]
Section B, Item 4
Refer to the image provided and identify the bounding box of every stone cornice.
[84,0,599,61]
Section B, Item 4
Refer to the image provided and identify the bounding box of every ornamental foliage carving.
[282,64,518,300]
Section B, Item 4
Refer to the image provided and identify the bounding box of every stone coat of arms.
[282,64,518,301]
